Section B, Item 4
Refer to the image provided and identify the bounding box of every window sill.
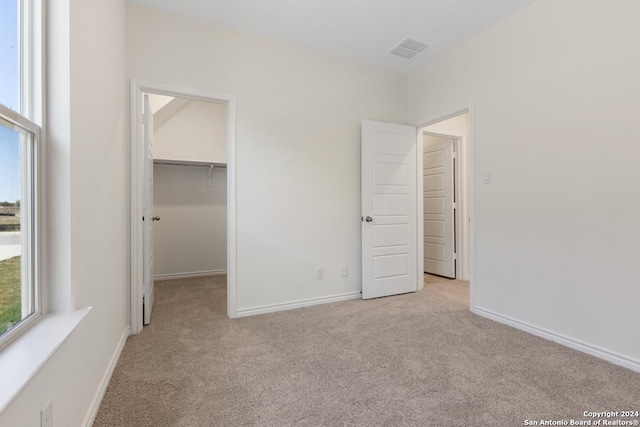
[0,307,91,413]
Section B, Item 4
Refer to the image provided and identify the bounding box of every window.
[0,0,41,349]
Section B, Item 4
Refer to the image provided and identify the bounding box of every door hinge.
[453,253,457,260]
[452,202,457,209]
[142,216,145,221]
[452,153,456,159]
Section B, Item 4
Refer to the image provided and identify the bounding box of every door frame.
[413,106,475,308]
[130,80,238,334]
[422,131,461,279]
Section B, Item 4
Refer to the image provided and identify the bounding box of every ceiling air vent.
[389,38,431,60]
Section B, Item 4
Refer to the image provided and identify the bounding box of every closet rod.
[153,159,227,169]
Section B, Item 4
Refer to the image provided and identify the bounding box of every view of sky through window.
[0,126,20,204]
[0,0,20,111]
[0,0,25,338]
[0,0,21,205]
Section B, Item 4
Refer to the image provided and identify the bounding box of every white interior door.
[143,94,155,324]
[361,120,417,299]
[423,134,455,278]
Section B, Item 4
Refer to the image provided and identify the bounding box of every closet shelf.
[154,158,226,187]
[153,158,227,169]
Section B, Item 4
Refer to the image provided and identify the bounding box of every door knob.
[151,216,161,221]
[365,216,373,222]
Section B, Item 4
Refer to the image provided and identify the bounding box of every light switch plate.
[41,399,53,427]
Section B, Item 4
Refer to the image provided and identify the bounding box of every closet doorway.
[130,82,237,334]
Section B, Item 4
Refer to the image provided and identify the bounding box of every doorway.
[360,112,473,300]
[130,81,237,334]
[419,112,470,281]
[422,133,457,278]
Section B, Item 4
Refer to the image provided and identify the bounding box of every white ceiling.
[130,0,537,75]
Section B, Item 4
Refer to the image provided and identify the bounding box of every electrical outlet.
[340,264,348,277]
[41,399,53,427]
[316,266,324,279]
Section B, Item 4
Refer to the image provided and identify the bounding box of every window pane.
[0,118,34,338]
[0,0,21,111]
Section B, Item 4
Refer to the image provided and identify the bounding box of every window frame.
[0,104,41,349]
[0,0,43,351]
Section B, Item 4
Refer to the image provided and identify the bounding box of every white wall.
[152,96,228,279]
[409,0,640,364]
[127,3,407,314]
[0,0,129,425]
[424,113,467,136]
[424,113,470,279]
[153,99,227,163]
[154,165,227,277]
[148,93,174,115]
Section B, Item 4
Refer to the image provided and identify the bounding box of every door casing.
[130,80,238,334]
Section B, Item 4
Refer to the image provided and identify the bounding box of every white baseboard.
[472,306,640,373]
[83,327,130,427]
[154,269,227,280]
[236,291,362,318]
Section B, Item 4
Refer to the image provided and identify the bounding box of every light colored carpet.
[94,275,640,426]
